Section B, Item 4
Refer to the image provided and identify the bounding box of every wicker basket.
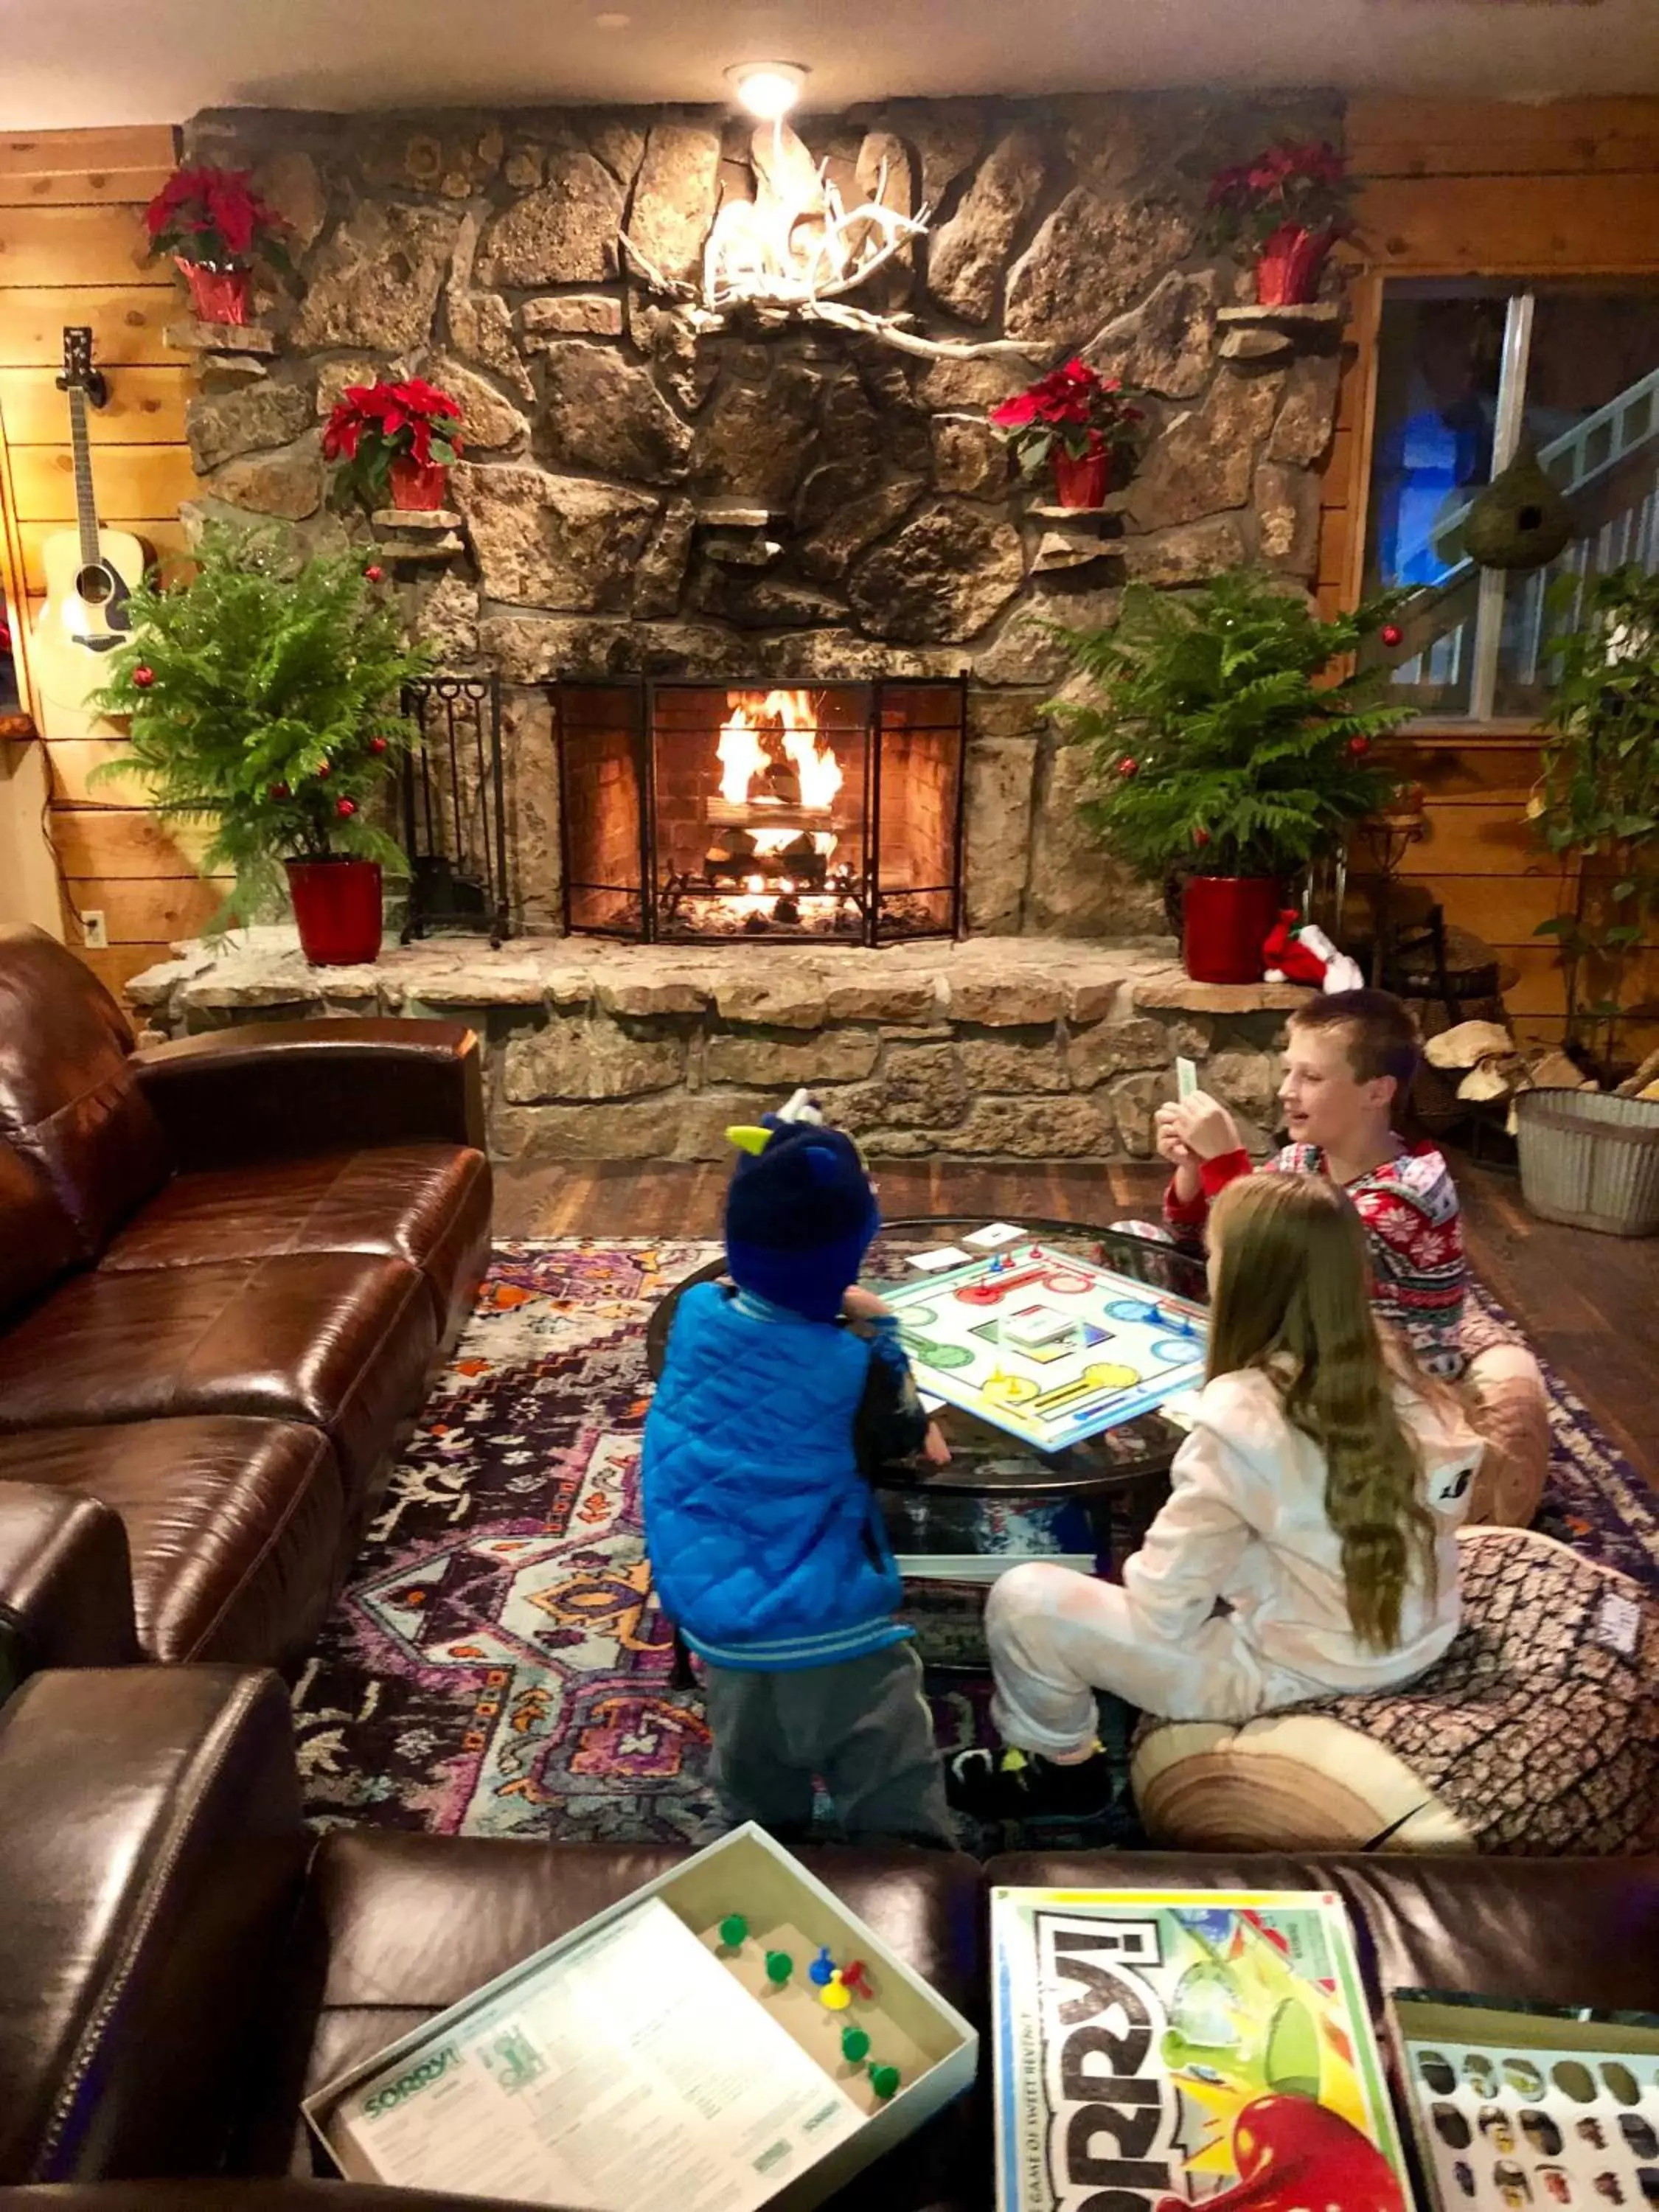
[1516,1086,1659,1237]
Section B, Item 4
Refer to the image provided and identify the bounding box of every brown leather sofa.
[4,1664,1658,2209]
[0,925,492,1677]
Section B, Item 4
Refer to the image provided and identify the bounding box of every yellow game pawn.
[819,1969,852,2012]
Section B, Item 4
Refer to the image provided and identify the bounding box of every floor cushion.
[99,1144,492,1342]
[1132,1527,1659,1855]
[0,1253,436,1507]
[0,1416,347,1668]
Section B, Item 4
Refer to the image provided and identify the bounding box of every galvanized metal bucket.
[1516,1086,1659,1238]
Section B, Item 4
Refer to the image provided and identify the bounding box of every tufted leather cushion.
[0,927,167,1262]
[98,1145,493,1343]
[0,1255,437,1510]
[0,1419,347,1668]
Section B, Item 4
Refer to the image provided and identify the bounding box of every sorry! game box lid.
[990,1886,1408,2212]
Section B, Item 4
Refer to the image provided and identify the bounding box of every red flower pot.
[1051,449,1116,509]
[1253,223,1334,307]
[1182,874,1283,985]
[178,261,251,324]
[389,456,449,512]
[285,858,383,967]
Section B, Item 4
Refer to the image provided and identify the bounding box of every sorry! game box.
[881,1242,1209,1453]
[990,1886,1409,2212]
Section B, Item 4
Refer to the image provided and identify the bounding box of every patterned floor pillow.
[1132,1527,1659,1854]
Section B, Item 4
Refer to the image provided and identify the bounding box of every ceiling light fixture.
[726,61,809,121]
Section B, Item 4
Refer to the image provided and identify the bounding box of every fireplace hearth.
[554,678,967,945]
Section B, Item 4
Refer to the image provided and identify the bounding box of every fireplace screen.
[553,678,967,944]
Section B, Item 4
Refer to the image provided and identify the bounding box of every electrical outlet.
[80,910,108,949]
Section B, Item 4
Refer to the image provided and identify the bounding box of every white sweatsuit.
[986,1367,1485,1758]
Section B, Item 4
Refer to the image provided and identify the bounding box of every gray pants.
[702,1643,956,1848]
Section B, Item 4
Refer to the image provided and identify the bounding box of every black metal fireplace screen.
[552,678,968,945]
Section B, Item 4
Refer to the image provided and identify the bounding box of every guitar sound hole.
[75,564,114,606]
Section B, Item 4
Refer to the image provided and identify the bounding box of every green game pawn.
[719,1914,748,1948]
[841,2026,871,2065]
[869,2063,902,2101]
[765,1949,793,1986]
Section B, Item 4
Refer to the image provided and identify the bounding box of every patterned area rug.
[292,1239,1658,1844]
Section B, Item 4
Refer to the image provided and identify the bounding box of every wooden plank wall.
[0,125,205,997]
[1318,97,1659,1047]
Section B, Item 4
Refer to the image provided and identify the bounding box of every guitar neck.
[66,387,100,571]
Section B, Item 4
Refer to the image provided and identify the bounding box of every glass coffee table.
[647,1217,1208,1666]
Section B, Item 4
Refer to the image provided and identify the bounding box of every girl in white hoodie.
[948,1172,1484,1825]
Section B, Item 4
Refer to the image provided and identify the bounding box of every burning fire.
[717,689,843,813]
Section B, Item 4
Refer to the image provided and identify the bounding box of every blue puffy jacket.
[641,1281,917,1671]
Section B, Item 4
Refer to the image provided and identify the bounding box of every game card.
[1176,1056,1199,1101]
[963,1222,1026,1250]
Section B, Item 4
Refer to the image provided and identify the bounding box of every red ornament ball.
[316,759,332,779]
[335,796,358,819]
[1192,826,1211,848]
[368,734,389,756]
[1348,735,1371,757]
[364,563,384,583]
[268,781,291,801]
[1115,755,1139,779]
[1380,623,1404,649]
[132,665,155,689]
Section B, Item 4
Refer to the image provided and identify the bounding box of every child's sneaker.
[946,1743,1116,1826]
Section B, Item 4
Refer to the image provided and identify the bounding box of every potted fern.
[90,524,430,966]
[1053,571,1411,982]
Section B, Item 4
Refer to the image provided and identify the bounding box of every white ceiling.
[10,0,1659,131]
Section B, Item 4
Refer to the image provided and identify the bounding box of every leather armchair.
[0,1484,137,1696]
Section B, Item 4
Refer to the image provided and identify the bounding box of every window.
[1364,279,1659,721]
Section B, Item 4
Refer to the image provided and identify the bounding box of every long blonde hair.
[1206,1175,1438,1652]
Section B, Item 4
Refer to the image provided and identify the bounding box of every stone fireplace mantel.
[129,931,1307,1166]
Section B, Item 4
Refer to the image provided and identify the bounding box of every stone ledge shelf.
[164,317,279,357]
[130,932,1308,1167]
[1216,302,1344,364]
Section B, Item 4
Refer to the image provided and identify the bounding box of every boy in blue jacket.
[642,1110,955,1846]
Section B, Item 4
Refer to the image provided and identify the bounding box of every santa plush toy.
[1262,909,1366,993]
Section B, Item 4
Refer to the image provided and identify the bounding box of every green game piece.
[765,1950,793,1985]
[869,2063,901,2101]
[841,2026,872,2065]
[719,1914,748,1948]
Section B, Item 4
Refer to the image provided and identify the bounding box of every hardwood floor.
[493,1150,1657,1481]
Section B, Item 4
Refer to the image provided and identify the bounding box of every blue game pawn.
[807,1945,836,1987]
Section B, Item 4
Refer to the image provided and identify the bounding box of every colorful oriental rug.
[292,1240,1658,1845]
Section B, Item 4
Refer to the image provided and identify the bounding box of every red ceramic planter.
[389,456,449,511]
[1253,223,1333,307]
[286,858,383,967]
[178,261,251,324]
[1051,450,1116,509]
[1182,874,1281,985]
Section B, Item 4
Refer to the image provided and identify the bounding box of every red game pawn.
[841,1959,875,2001]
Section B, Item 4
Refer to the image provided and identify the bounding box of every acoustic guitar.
[29,326,147,738]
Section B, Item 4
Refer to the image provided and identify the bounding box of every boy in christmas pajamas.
[1158,987,1549,1526]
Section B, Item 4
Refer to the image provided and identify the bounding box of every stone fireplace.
[145,90,1341,1159]
[175,88,1344,947]
[554,678,966,942]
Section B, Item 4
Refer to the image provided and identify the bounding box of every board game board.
[881,1239,1208,1453]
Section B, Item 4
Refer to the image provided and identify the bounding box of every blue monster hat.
[724,1116,880,1324]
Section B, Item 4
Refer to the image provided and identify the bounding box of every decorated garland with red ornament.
[86,522,431,933]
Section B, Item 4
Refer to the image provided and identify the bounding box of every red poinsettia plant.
[324,378,465,512]
[1200,139,1356,255]
[144,164,293,273]
[988,358,1145,481]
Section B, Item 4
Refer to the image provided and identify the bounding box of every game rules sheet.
[330,1895,863,2211]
